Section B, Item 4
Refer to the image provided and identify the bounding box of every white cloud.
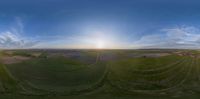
[134,26,200,49]
[0,31,38,49]
[0,17,39,49]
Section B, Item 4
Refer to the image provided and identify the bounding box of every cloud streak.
[134,26,200,49]
[0,31,38,49]
[0,17,39,49]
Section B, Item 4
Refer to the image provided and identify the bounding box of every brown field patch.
[0,56,31,64]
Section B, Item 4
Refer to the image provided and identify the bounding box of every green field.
[1,49,200,99]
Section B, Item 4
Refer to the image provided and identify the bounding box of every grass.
[0,63,19,93]
[6,56,106,93]
[1,50,200,98]
[12,51,33,57]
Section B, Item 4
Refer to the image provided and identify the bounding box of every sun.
[96,40,105,49]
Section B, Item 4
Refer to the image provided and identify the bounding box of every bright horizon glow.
[96,40,105,49]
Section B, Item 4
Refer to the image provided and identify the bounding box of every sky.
[1,0,200,49]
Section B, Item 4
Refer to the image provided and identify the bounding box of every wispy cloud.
[134,26,200,49]
[0,31,38,49]
[0,17,39,49]
[14,16,24,34]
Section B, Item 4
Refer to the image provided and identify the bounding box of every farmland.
[0,49,200,99]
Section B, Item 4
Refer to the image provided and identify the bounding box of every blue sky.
[1,0,200,49]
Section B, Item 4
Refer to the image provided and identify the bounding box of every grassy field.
[1,49,200,98]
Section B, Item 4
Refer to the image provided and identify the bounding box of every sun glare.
[96,40,105,49]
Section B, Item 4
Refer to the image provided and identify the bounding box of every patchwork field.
[0,49,200,99]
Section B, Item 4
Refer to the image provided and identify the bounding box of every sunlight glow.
[96,40,105,49]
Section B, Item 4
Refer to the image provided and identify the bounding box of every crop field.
[0,49,200,99]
